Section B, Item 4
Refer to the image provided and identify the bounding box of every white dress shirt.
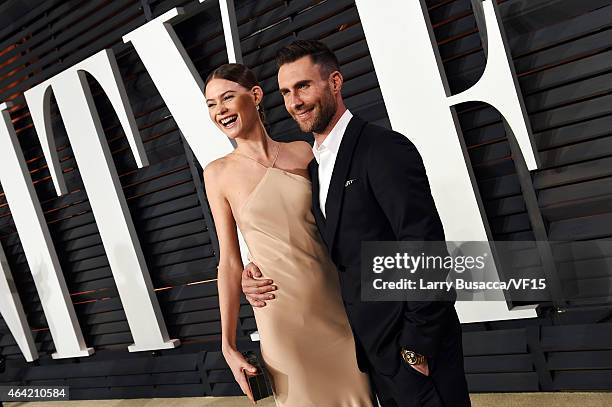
[312,109,353,218]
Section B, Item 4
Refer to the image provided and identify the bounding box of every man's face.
[278,56,337,134]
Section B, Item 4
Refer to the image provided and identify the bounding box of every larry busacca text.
[371,277,547,291]
[361,242,553,302]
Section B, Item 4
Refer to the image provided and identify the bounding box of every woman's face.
[205,78,262,139]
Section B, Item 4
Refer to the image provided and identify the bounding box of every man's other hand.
[411,359,429,377]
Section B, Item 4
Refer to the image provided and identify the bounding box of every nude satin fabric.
[237,167,373,407]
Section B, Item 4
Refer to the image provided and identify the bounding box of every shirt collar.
[312,109,353,164]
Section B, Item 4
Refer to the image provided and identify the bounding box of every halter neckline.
[232,142,281,169]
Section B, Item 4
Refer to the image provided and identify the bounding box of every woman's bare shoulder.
[204,156,227,175]
[203,155,238,187]
[285,140,314,163]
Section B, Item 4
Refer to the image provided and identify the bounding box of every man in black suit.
[241,40,470,407]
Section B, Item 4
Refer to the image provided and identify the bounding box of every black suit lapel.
[308,159,327,247]
[324,117,366,250]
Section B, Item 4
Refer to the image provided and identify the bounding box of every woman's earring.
[256,105,260,111]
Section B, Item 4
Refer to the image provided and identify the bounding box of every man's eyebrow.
[206,90,234,102]
[295,80,311,87]
[279,80,311,93]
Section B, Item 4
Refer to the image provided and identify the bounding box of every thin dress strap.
[232,142,280,169]
[270,142,281,169]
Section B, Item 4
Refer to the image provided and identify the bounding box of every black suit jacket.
[308,116,458,376]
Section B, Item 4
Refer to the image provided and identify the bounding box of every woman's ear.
[251,86,264,106]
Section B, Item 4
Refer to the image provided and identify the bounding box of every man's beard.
[295,90,337,134]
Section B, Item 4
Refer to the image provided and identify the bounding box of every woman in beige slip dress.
[203,63,372,406]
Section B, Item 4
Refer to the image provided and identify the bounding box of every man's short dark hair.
[275,40,340,77]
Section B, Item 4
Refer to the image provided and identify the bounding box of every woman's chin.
[225,126,250,139]
[216,125,236,137]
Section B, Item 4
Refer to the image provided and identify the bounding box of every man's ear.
[330,71,343,94]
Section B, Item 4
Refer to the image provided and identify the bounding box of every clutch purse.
[242,351,273,401]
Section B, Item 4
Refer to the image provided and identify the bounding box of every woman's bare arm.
[203,161,257,402]
[204,160,243,351]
